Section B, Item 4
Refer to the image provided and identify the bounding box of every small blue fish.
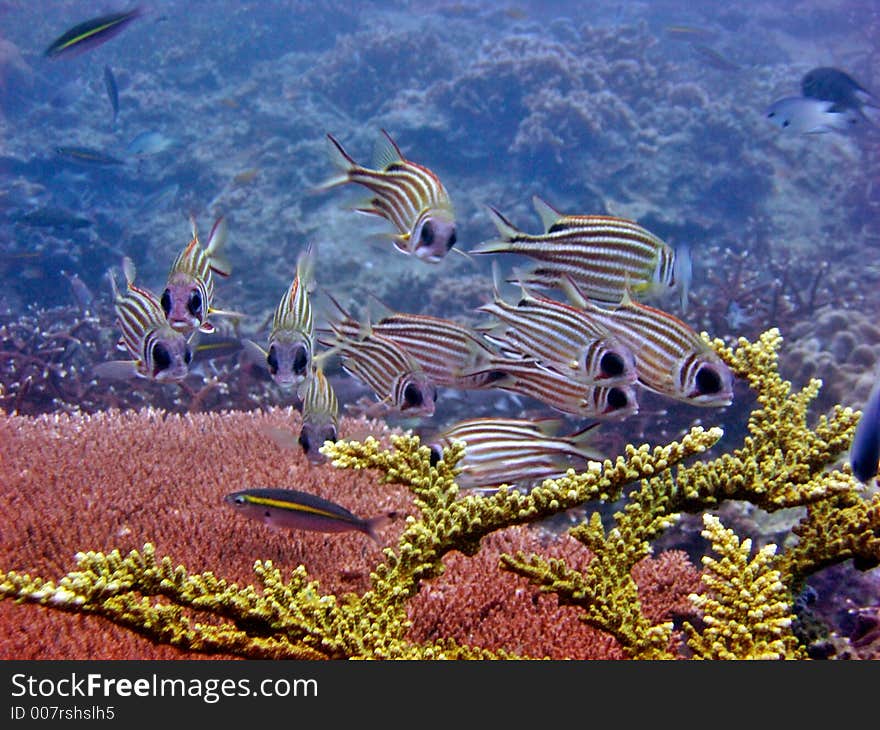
[850,379,880,484]
[103,65,119,125]
[224,488,395,542]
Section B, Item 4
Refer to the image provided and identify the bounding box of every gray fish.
[765,96,858,135]
[690,43,740,72]
[850,377,880,484]
[103,64,118,125]
[56,145,125,165]
[126,130,178,157]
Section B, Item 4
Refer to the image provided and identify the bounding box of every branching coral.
[0,328,877,659]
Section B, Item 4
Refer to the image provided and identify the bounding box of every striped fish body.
[297,367,340,464]
[322,130,457,262]
[462,356,638,420]
[266,245,316,388]
[333,333,437,417]
[428,417,604,490]
[161,217,230,334]
[112,274,192,381]
[224,488,392,542]
[473,196,676,303]
[572,294,734,406]
[478,289,637,387]
[364,313,496,388]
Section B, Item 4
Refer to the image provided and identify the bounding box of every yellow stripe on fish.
[319,129,457,262]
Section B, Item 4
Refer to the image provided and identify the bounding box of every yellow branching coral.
[685,515,805,660]
[0,328,877,659]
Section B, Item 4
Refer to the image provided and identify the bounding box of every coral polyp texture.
[1,329,878,659]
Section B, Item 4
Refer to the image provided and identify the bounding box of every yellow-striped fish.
[108,258,192,382]
[462,356,639,420]
[477,270,636,387]
[319,129,457,262]
[297,366,340,464]
[45,7,142,59]
[564,281,734,407]
[472,196,689,304]
[224,488,395,543]
[161,215,234,334]
[248,243,316,389]
[427,417,604,490]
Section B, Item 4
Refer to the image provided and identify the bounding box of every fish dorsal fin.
[365,293,394,321]
[205,215,232,277]
[188,213,199,242]
[531,195,564,233]
[121,256,137,287]
[296,242,318,294]
[372,129,405,170]
[485,204,520,240]
[559,274,588,309]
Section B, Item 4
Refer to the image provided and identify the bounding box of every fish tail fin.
[313,134,359,191]
[566,422,606,462]
[365,510,399,543]
[673,242,692,314]
[469,206,521,254]
[205,215,232,277]
[121,256,137,288]
[321,289,365,339]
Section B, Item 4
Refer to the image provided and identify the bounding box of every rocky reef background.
[1,0,879,657]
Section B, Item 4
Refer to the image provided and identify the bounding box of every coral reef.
[1,329,877,659]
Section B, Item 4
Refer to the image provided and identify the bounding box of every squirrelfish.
[224,488,395,543]
[427,417,605,490]
[109,258,192,381]
[319,129,457,262]
[322,330,437,417]
[462,356,639,420]
[323,293,495,389]
[161,216,234,334]
[564,281,734,407]
[297,366,340,465]
[248,243,317,389]
[477,269,636,387]
[472,196,688,304]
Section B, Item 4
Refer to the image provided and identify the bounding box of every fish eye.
[429,445,443,466]
[267,345,279,375]
[187,290,203,317]
[403,383,424,407]
[600,352,625,378]
[446,230,457,251]
[160,289,172,316]
[298,431,311,453]
[234,495,246,505]
[151,342,172,372]
[419,221,434,246]
[606,387,629,410]
[695,365,723,395]
[293,346,309,375]
[184,347,192,365]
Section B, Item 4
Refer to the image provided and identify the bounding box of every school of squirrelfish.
[105,127,734,495]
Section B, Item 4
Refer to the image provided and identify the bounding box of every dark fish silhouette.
[801,67,876,117]
[44,7,142,59]
[851,378,880,484]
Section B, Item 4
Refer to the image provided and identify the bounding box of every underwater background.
[1,0,878,659]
